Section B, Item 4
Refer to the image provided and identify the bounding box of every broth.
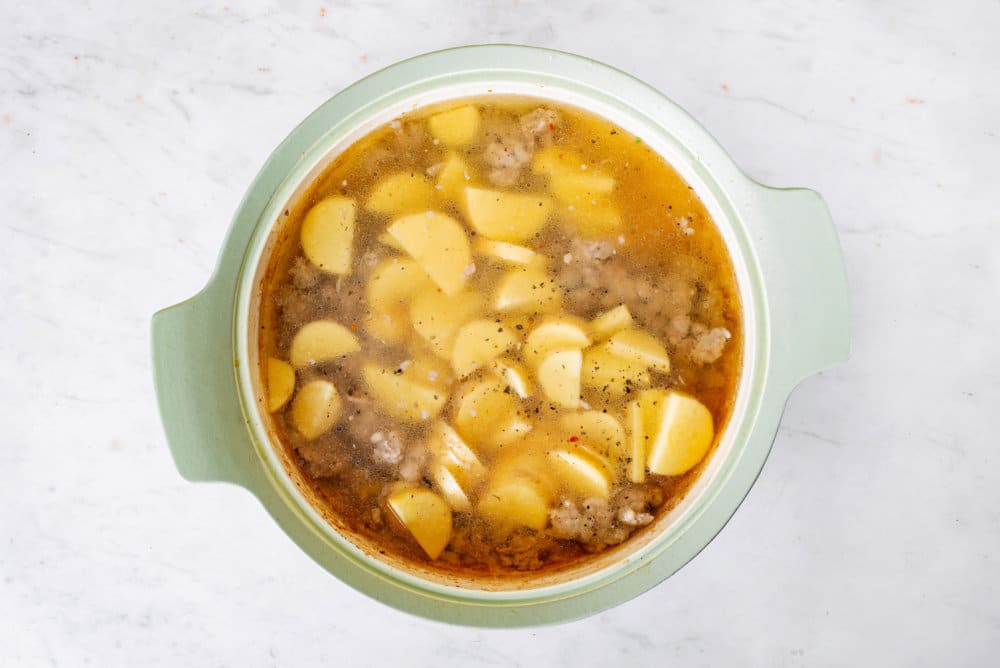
[257,96,742,575]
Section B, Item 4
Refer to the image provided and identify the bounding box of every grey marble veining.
[2,1,997,665]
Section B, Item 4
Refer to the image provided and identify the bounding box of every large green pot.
[152,45,849,626]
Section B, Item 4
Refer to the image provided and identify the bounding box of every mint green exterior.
[151,45,849,626]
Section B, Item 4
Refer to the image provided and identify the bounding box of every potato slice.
[363,308,409,345]
[409,287,485,359]
[427,105,480,147]
[548,171,616,204]
[366,172,437,216]
[464,187,553,242]
[376,231,405,252]
[472,238,539,266]
[523,316,590,367]
[435,152,473,199]
[644,391,715,476]
[363,258,432,347]
[289,320,361,368]
[453,376,518,452]
[300,196,356,275]
[366,257,434,314]
[386,486,453,559]
[565,201,623,237]
[559,411,626,460]
[533,147,615,199]
[451,318,518,377]
[493,416,533,446]
[266,357,295,412]
[362,362,447,422]
[491,358,533,399]
[477,471,552,532]
[536,349,582,409]
[491,444,556,495]
[581,342,651,396]
[532,147,588,176]
[590,304,633,341]
[493,267,562,314]
[547,444,614,499]
[426,422,486,489]
[387,212,471,296]
[291,380,341,439]
[626,400,647,483]
[405,355,454,390]
[607,328,671,373]
[430,463,472,512]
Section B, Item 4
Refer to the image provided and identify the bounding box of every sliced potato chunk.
[493,267,562,314]
[532,147,588,176]
[289,320,361,368]
[491,444,557,496]
[453,376,518,452]
[363,308,409,345]
[590,304,633,341]
[559,411,626,460]
[536,349,582,408]
[565,201,623,237]
[366,172,437,216]
[362,362,446,422]
[644,391,715,476]
[387,212,471,296]
[493,416,533,446]
[477,472,551,532]
[291,380,341,439]
[451,318,518,377]
[386,486,453,559]
[409,287,485,359]
[472,237,540,266]
[427,105,480,147]
[376,231,405,252]
[405,355,454,390]
[548,171,616,204]
[626,400,647,483]
[426,422,486,489]
[300,196,356,275]
[465,187,553,242]
[491,358,533,399]
[607,328,671,373]
[266,357,295,412]
[581,342,651,396]
[547,445,614,499]
[435,152,473,199]
[430,463,472,512]
[366,257,434,314]
[523,316,590,367]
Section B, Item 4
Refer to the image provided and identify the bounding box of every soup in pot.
[257,96,741,575]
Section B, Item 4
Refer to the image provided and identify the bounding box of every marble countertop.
[3,1,997,665]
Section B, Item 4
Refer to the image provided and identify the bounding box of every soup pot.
[152,45,849,626]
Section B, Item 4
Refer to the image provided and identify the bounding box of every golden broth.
[257,96,741,575]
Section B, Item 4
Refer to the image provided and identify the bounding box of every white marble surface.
[3,0,998,665]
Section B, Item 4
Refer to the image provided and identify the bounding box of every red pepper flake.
[548,122,555,131]
[351,322,358,331]
[568,435,579,442]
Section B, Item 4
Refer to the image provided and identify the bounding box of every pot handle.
[151,276,260,488]
[751,185,850,390]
